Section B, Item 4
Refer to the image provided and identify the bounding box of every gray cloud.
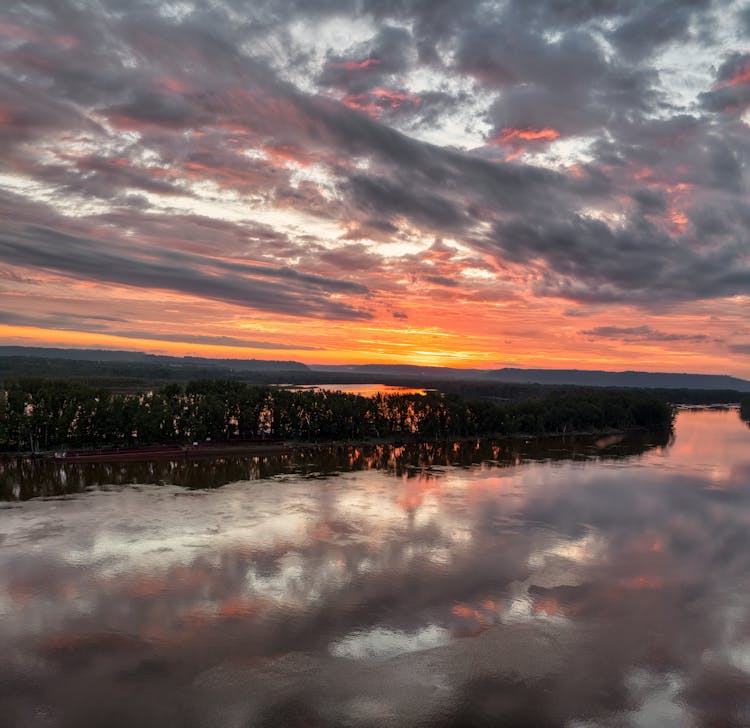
[318,244,384,272]
[630,188,667,214]
[700,53,750,115]
[741,4,750,33]
[608,0,714,59]
[319,24,414,93]
[492,213,750,305]
[423,275,460,288]
[0,311,318,349]
[0,311,127,331]
[0,0,747,322]
[581,326,713,343]
[0,207,372,321]
[457,21,659,139]
[108,331,322,351]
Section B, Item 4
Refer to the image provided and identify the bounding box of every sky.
[0,0,749,376]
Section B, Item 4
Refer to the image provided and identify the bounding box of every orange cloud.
[217,596,264,619]
[260,143,315,167]
[396,476,443,511]
[154,76,190,94]
[713,60,750,90]
[635,534,665,554]
[342,88,421,117]
[619,575,663,590]
[451,603,485,621]
[494,127,561,144]
[490,127,561,160]
[341,95,382,116]
[369,88,422,107]
[328,58,382,70]
[533,597,563,616]
[2,274,747,377]
[450,599,501,637]
[0,20,78,49]
[669,211,688,232]
[0,19,43,44]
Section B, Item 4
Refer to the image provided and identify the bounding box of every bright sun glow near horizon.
[1,2,749,378]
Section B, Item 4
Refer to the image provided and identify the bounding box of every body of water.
[2,410,750,726]
[275,383,432,397]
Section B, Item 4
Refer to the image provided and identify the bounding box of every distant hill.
[1,348,748,391]
[311,363,510,381]
[311,364,750,391]
[0,347,309,372]
[490,368,750,391]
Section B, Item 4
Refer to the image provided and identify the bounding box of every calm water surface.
[1,410,750,727]
[276,383,432,396]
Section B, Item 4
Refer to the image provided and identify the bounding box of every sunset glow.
[0,2,749,376]
[713,60,750,89]
[493,127,561,143]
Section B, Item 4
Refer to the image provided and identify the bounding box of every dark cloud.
[700,53,750,114]
[0,197,373,321]
[458,22,659,139]
[741,4,750,33]
[339,218,399,242]
[0,311,127,331]
[608,0,714,59]
[507,0,630,25]
[630,188,667,214]
[424,275,460,288]
[0,0,747,323]
[106,91,200,130]
[320,24,414,93]
[110,331,322,350]
[346,174,466,231]
[581,326,713,343]
[0,310,317,349]
[318,244,383,272]
[10,155,187,201]
[491,213,750,305]
[0,74,100,154]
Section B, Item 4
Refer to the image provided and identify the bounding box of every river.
[1,409,749,727]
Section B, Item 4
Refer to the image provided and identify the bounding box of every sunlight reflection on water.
[276,383,432,396]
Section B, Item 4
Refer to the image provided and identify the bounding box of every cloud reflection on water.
[1,410,750,726]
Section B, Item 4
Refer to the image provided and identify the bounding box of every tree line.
[741,398,750,422]
[0,378,674,453]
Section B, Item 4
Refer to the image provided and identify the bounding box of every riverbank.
[1,423,673,502]
[2,422,672,464]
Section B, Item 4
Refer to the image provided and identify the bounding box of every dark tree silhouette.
[0,379,674,453]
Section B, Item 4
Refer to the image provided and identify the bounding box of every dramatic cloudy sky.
[0,0,749,374]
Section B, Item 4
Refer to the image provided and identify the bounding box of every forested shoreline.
[741,398,750,422]
[0,378,674,454]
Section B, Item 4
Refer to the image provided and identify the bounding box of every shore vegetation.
[0,378,674,455]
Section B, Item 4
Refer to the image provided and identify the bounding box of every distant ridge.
[1,348,748,391]
[0,346,309,372]
[311,364,750,391]
[488,367,750,391]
